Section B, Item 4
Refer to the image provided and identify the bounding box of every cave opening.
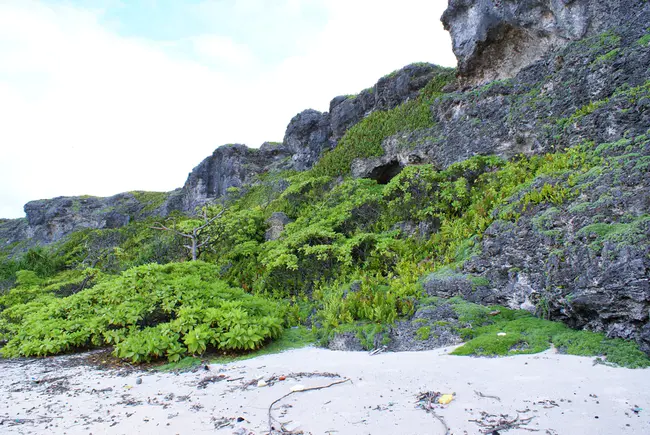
[368,160,403,185]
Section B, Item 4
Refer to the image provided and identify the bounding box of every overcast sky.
[0,0,456,219]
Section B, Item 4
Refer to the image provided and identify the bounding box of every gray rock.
[463,135,650,353]
[176,143,293,213]
[329,63,447,141]
[422,272,494,304]
[441,0,647,84]
[21,192,170,244]
[327,332,364,351]
[393,220,439,239]
[0,218,28,250]
[284,63,447,171]
[265,212,291,241]
[283,110,333,171]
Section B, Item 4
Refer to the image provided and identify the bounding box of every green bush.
[1,262,286,362]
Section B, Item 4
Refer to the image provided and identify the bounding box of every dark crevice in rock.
[368,160,403,185]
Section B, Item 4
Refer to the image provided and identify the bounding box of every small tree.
[151,207,225,261]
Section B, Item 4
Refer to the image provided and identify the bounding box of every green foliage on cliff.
[2,53,650,367]
[313,68,455,176]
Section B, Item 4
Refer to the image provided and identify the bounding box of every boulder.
[441,0,647,84]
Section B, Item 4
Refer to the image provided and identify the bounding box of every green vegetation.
[412,297,650,368]
[637,33,650,47]
[156,326,315,371]
[1,68,648,368]
[130,191,168,213]
[313,68,455,176]
[1,262,286,362]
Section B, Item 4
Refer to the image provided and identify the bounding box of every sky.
[0,0,456,219]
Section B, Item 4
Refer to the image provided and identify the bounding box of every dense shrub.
[0,262,285,362]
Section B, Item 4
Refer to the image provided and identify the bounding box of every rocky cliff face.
[354,0,650,353]
[0,192,170,246]
[176,63,445,210]
[354,4,650,179]
[172,142,294,213]
[442,0,646,84]
[0,63,444,240]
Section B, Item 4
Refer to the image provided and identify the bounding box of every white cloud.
[190,35,257,67]
[0,0,455,219]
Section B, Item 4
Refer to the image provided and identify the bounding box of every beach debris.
[290,384,305,392]
[369,345,388,356]
[439,394,454,405]
[258,380,269,388]
[469,412,537,433]
[474,390,501,401]
[136,377,143,385]
[198,375,227,389]
[279,376,287,381]
[489,310,501,316]
[534,399,559,408]
[415,391,451,434]
[632,406,642,414]
[268,378,350,434]
[0,416,63,427]
[497,332,507,337]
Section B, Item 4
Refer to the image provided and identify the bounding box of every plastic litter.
[257,380,268,387]
[497,332,507,337]
[438,394,454,405]
[290,384,306,392]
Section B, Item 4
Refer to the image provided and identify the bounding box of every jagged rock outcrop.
[180,63,446,208]
[354,6,650,180]
[16,192,171,244]
[462,132,650,352]
[442,0,647,84]
[0,219,28,251]
[176,142,293,213]
[284,63,447,171]
[283,110,333,171]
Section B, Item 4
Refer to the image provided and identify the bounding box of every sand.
[1,346,649,434]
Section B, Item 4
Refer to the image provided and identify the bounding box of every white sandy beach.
[1,346,649,435]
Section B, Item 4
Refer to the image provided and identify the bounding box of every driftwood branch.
[267,378,350,434]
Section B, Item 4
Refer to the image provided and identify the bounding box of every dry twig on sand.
[474,390,502,401]
[0,416,63,427]
[267,378,351,434]
[469,411,537,433]
[415,392,450,435]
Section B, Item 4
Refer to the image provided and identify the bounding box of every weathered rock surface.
[0,218,28,252]
[442,0,647,84]
[463,134,650,353]
[176,142,293,213]
[265,212,292,241]
[283,63,446,171]
[18,192,170,244]
[354,9,650,181]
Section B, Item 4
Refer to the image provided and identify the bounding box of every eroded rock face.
[442,0,646,84]
[354,12,650,180]
[177,143,293,213]
[22,192,169,244]
[0,218,28,251]
[329,63,444,141]
[463,135,650,353]
[283,110,333,171]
